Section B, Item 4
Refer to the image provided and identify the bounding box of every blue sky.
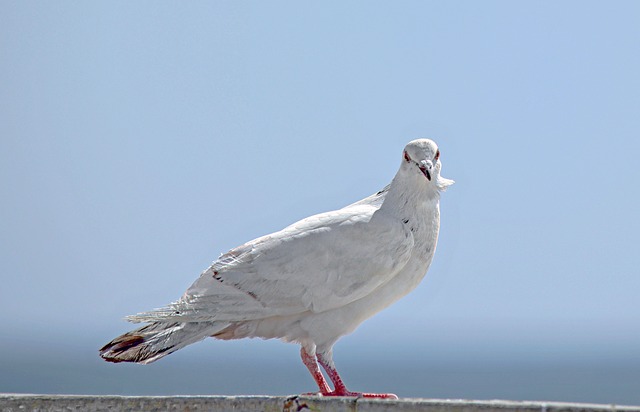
[1,1,639,401]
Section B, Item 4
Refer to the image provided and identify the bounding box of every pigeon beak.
[420,166,431,181]
[419,160,433,181]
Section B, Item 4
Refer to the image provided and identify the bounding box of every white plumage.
[100,138,454,398]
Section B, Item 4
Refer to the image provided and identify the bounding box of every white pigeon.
[100,138,454,399]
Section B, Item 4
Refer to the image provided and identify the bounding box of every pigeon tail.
[99,321,228,364]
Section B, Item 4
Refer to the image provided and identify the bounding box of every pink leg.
[316,351,398,399]
[300,347,332,395]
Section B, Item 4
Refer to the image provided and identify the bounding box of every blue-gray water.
[2,338,639,406]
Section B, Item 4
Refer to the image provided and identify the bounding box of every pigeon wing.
[129,204,413,323]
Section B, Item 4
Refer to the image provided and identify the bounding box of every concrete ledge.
[1,394,640,412]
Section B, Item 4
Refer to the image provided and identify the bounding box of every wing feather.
[129,201,413,323]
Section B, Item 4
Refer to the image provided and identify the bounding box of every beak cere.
[419,166,431,181]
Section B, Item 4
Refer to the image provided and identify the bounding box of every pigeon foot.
[325,390,398,399]
[303,390,398,399]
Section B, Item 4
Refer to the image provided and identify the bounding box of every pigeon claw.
[331,390,398,399]
[311,389,398,399]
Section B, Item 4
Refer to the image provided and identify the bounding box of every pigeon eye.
[434,149,440,162]
[403,151,411,162]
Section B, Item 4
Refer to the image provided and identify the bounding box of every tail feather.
[99,321,229,364]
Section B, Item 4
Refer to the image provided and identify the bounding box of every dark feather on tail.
[99,323,177,364]
[99,334,146,363]
[100,321,229,364]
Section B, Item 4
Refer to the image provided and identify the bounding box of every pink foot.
[314,351,398,399]
[299,347,399,400]
[321,389,398,399]
[301,390,398,399]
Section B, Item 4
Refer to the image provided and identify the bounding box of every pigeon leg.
[300,346,332,395]
[316,351,398,399]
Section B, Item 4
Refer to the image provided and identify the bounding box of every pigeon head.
[402,139,454,191]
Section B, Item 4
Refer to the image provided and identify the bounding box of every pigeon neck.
[379,170,439,217]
